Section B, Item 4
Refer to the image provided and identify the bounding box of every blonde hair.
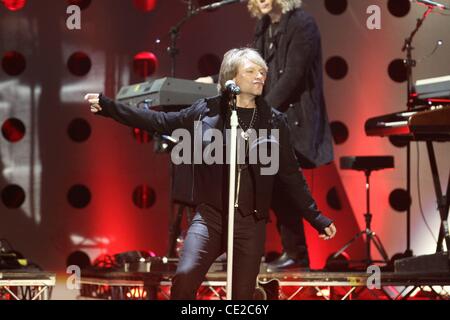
[247,0,302,19]
[218,48,268,92]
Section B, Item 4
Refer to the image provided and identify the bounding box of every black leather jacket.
[97,94,332,232]
[254,8,334,168]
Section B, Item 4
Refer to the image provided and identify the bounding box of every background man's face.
[255,0,275,15]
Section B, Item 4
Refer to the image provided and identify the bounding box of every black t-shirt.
[235,107,259,217]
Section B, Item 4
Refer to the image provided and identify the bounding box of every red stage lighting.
[2,0,26,11]
[133,51,158,78]
[133,0,157,12]
[126,287,148,299]
[132,128,152,143]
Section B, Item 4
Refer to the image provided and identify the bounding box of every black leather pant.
[170,204,266,300]
[271,178,308,260]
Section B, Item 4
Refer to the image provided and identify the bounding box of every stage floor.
[1,267,449,300]
[78,269,450,300]
[0,270,55,300]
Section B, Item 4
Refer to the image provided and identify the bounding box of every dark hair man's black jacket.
[97,94,332,233]
[254,8,334,168]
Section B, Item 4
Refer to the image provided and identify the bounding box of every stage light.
[133,0,157,12]
[133,51,158,78]
[2,0,26,11]
[126,287,148,299]
[132,128,152,144]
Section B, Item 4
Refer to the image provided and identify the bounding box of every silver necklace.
[237,107,257,140]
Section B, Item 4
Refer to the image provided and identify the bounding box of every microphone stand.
[226,93,239,300]
[166,0,243,298]
[401,6,433,258]
[168,0,238,77]
[168,0,196,77]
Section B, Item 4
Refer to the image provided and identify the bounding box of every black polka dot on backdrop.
[2,51,26,76]
[68,185,91,208]
[326,187,342,210]
[2,118,26,143]
[388,59,407,83]
[324,0,348,15]
[67,0,91,10]
[68,118,91,142]
[389,136,409,148]
[197,53,221,77]
[387,0,410,18]
[132,185,156,209]
[1,184,26,209]
[326,56,348,80]
[66,250,91,268]
[389,188,411,212]
[67,52,91,76]
[330,121,349,145]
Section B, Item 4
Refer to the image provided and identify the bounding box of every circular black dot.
[67,52,91,76]
[68,185,91,209]
[67,0,91,10]
[132,185,156,209]
[2,118,26,142]
[197,53,221,77]
[325,0,348,15]
[132,127,152,143]
[325,252,350,271]
[2,51,26,76]
[68,118,91,142]
[389,136,409,148]
[388,0,410,18]
[2,184,26,209]
[330,121,349,145]
[325,56,348,80]
[389,188,411,212]
[326,187,342,211]
[388,59,407,83]
[66,250,91,268]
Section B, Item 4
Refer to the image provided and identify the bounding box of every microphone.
[196,0,244,13]
[415,0,449,10]
[225,80,241,95]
